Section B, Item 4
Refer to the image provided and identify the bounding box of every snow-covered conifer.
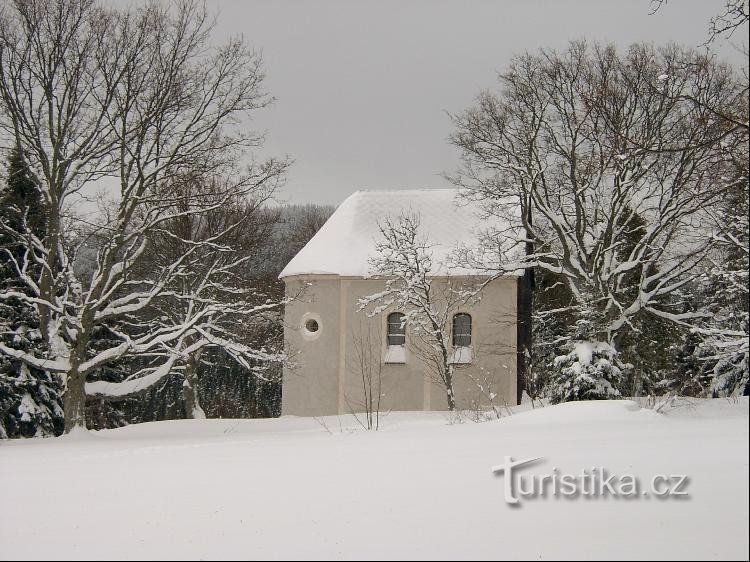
[549,317,624,404]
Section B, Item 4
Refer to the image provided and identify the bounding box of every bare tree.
[344,319,384,430]
[707,0,749,46]
[649,2,749,395]
[651,0,749,47]
[358,212,480,412]
[463,364,509,421]
[450,42,742,360]
[86,171,285,418]
[0,0,288,431]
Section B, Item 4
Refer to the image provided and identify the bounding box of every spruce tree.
[548,314,624,404]
[0,147,63,438]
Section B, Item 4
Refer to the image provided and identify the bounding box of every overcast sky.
[205,0,746,206]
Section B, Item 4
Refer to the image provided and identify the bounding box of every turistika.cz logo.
[491,456,690,505]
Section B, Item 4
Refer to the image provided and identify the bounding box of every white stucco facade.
[281,274,519,416]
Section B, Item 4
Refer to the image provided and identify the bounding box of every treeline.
[0,0,338,438]
[0,162,333,437]
[450,39,748,403]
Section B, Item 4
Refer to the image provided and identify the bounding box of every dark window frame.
[452,313,472,347]
[387,312,406,346]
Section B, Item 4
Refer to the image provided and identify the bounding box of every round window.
[301,312,322,340]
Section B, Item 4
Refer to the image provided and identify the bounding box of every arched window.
[452,313,472,347]
[387,312,406,346]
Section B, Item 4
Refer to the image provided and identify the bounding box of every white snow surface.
[0,398,748,560]
[279,188,518,278]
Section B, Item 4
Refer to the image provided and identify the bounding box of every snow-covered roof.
[279,188,518,278]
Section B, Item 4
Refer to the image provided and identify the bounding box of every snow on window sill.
[450,346,472,364]
[384,345,406,364]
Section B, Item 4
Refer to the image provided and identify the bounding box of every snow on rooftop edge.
[279,188,520,279]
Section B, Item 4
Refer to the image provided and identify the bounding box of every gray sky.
[205,0,745,206]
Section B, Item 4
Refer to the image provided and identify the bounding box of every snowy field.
[1,398,748,560]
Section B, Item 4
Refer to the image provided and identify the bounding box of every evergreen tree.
[702,149,749,397]
[548,312,624,404]
[529,269,576,401]
[0,147,63,438]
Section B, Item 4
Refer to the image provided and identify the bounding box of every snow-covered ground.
[1,398,748,560]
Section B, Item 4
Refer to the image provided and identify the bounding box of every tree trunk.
[516,269,533,405]
[609,330,637,396]
[444,364,457,411]
[63,370,86,433]
[38,205,62,350]
[516,206,535,405]
[182,353,205,419]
